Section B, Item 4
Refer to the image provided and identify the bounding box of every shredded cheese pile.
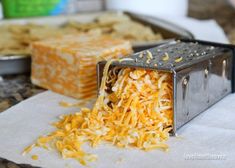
[24,59,173,165]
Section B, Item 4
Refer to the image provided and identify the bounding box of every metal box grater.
[97,39,235,134]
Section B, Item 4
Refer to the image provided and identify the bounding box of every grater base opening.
[102,66,174,146]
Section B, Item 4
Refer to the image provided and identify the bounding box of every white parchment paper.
[159,16,229,44]
[0,91,235,168]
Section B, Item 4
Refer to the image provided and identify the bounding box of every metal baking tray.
[0,55,31,75]
[97,39,235,134]
[0,11,194,75]
[125,12,194,51]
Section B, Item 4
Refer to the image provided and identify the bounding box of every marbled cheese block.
[31,34,132,99]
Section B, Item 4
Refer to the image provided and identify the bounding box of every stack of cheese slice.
[31,34,132,99]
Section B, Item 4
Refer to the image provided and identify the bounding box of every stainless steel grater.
[97,40,235,134]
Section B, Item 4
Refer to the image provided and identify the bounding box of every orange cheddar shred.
[24,59,173,166]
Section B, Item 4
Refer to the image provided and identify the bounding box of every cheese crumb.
[31,155,39,160]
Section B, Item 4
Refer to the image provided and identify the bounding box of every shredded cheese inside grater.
[23,59,173,166]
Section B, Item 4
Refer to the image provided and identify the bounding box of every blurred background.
[0,0,234,42]
[0,0,235,43]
